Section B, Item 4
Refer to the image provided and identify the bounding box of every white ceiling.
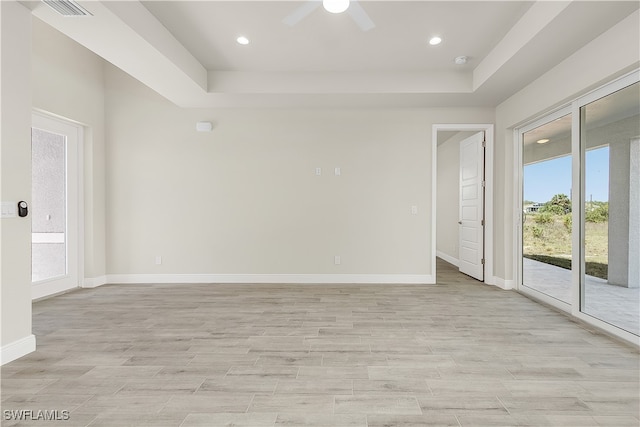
[142,1,531,73]
[26,0,640,108]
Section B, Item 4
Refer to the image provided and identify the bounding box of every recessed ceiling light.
[454,56,468,65]
[429,36,442,46]
[236,36,250,45]
[536,139,550,144]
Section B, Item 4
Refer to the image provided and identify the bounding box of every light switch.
[315,167,322,176]
[1,202,17,218]
[411,205,418,215]
[334,167,341,176]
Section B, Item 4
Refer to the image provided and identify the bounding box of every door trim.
[432,124,494,286]
[31,111,84,300]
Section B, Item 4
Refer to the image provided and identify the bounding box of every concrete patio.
[523,258,639,336]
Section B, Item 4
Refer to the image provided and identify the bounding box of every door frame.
[31,110,84,300]
[432,124,494,286]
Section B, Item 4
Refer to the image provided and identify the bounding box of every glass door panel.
[32,128,67,282]
[580,82,640,336]
[31,113,79,300]
[522,114,572,304]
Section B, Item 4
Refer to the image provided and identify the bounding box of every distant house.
[524,203,544,213]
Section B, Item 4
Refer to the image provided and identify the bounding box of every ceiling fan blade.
[282,0,322,26]
[348,0,375,31]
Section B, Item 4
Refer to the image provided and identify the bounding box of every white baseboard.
[491,276,515,290]
[1,334,36,366]
[32,281,76,301]
[436,251,459,267]
[105,273,435,285]
[83,275,108,288]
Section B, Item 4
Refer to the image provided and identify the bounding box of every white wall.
[1,12,106,364]
[494,10,640,284]
[0,1,35,364]
[436,133,462,263]
[105,65,494,283]
[31,18,106,282]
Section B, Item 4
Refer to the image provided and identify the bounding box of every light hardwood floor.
[1,259,639,426]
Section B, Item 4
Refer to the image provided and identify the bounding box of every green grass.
[523,213,608,280]
[522,254,608,280]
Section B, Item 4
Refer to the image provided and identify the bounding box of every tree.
[586,202,608,223]
[541,193,571,215]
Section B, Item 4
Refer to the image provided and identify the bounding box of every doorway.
[31,112,82,300]
[432,124,494,284]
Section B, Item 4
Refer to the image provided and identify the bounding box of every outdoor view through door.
[31,113,79,300]
[580,82,639,335]
[520,78,639,338]
[522,114,573,304]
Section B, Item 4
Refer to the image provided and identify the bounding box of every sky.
[524,146,610,203]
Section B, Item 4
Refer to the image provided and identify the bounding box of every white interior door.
[458,131,485,281]
[31,113,80,300]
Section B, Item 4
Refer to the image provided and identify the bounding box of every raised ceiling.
[26,0,640,108]
[142,1,531,73]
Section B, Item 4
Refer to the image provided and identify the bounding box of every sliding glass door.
[580,82,639,335]
[518,73,639,341]
[521,113,572,305]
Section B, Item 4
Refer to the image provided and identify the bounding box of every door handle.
[458,221,462,224]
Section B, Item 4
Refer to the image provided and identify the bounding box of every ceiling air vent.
[42,0,92,16]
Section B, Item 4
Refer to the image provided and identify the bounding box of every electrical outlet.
[315,167,322,176]
[334,167,341,176]
[334,255,341,265]
[411,205,418,215]
[155,256,162,265]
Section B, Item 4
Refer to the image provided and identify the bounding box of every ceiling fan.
[283,0,375,32]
